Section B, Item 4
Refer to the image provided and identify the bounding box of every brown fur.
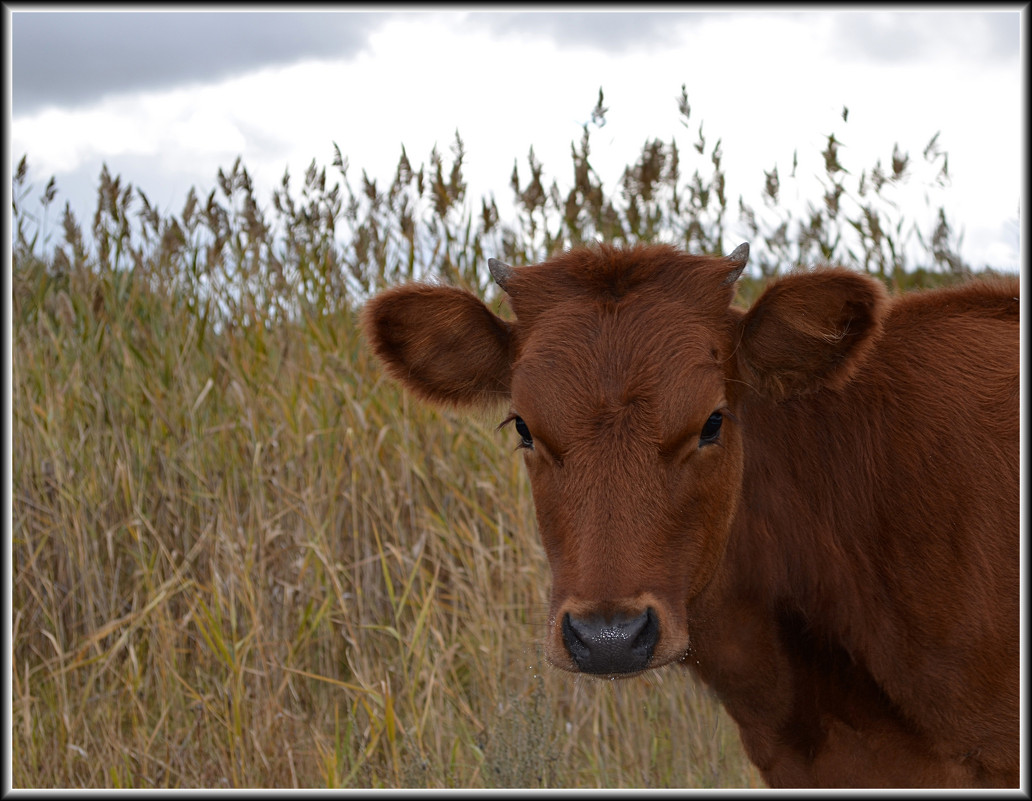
[361,243,1019,788]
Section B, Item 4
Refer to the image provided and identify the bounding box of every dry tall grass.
[12,89,981,788]
[11,248,760,788]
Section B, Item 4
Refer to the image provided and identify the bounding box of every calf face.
[362,243,885,675]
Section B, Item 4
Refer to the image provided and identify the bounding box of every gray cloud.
[829,10,1019,64]
[467,9,1020,65]
[12,10,392,115]
[462,10,717,52]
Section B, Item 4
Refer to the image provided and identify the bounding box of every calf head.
[363,243,885,676]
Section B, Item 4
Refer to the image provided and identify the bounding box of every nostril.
[561,613,591,664]
[634,608,659,655]
[561,608,659,675]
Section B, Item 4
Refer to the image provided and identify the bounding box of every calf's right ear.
[361,284,513,407]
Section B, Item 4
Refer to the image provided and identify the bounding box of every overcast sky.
[9,6,1025,272]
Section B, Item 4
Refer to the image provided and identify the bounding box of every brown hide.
[361,243,1019,788]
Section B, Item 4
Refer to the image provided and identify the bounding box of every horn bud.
[488,258,514,290]
[722,242,750,285]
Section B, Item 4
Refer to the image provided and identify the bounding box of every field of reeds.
[12,90,988,788]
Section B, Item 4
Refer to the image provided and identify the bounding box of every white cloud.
[10,9,1021,271]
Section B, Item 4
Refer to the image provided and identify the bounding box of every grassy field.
[11,246,765,788]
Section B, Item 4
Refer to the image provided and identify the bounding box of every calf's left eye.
[699,411,723,446]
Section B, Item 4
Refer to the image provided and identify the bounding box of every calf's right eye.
[514,416,534,449]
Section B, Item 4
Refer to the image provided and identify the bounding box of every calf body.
[363,243,1019,787]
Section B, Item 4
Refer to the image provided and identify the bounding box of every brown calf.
[362,243,1019,787]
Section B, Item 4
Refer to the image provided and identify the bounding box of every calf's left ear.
[362,284,513,407]
[733,268,888,401]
